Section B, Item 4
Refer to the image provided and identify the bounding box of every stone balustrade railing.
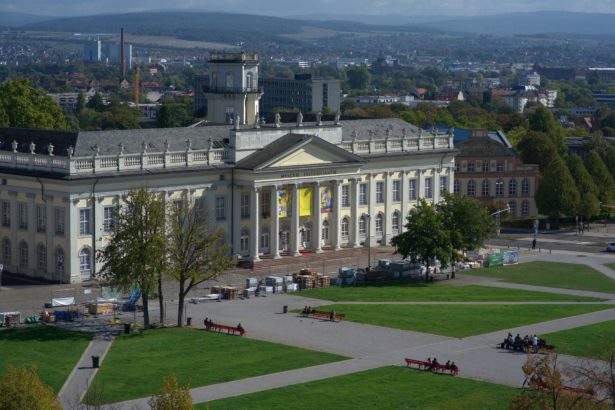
[0,148,229,176]
[338,134,454,154]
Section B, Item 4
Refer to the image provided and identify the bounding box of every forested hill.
[21,12,308,43]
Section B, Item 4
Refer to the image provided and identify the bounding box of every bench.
[307,310,345,321]
[204,321,246,336]
[404,358,459,376]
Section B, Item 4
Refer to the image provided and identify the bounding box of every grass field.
[608,263,615,271]
[307,304,610,338]
[87,327,346,404]
[460,262,615,293]
[296,283,602,302]
[0,325,92,392]
[199,366,520,410]
[541,319,615,360]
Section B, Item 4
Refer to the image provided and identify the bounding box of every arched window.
[521,200,530,217]
[341,218,349,239]
[467,180,475,197]
[375,214,383,235]
[2,238,10,265]
[37,243,46,272]
[359,216,367,236]
[225,72,234,89]
[246,72,254,90]
[521,179,530,196]
[260,227,269,250]
[392,212,400,234]
[508,201,517,217]
[453,180,460,195]
[56,247,64,276]
[321,220,329,241]
[79,247,91,278]
[240,228,249,252]
[509,179,517,196]
[495,179,504,197]
[19,241,28,268]
[481,179,490,197]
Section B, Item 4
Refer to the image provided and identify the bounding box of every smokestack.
[120,27,125,80]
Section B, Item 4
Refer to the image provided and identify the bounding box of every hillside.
[0,12,55,27]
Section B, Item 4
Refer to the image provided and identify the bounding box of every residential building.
[259,74,341,116]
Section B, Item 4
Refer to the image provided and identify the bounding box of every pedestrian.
[532,238,537,250]
[532,334,538,353]
[330,309,335,322]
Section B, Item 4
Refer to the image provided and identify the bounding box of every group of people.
[302,306,337,321]
[501,332,548,353]
[203,317,244,332]
[425,357,457,372]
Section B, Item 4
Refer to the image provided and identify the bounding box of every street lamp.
[490,204,511,236]
[365,214,371,269]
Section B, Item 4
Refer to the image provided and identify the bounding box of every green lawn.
[461,262,615,293]
[88,327,347,404]
[296,283,602,302]
[608,263,615,271]
[0,325,93,392]
[541,319,615,360]
[308,304,610,338]
[199,366,519,410]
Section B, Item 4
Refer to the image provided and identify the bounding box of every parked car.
[607,242,615,252]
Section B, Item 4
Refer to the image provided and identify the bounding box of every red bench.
[204,321,245,336]
[404,358,459,375]
[307,310,346,321]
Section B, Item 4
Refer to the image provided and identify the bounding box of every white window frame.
[424,177,433,199]
[453,180,461,194]
[37,243,46,271]
[19,241,28,268]
[359,216,367,236]
[18,202,28,230]
[341,185,350,207]
[216,196,226,221]
[321,220,329,241]
[439,176,447,196]
[55,208,65,235]
[2,238,11,265]
[521,200,530,217]
[409,179,417,200]
[103,206,115,233]
[376,181,384,203]
[240,228,249,252]
[341,218,349,239]
[392,212,400,234]
[79,247,92,277]
[37,204,46,232]
[240,193,250,219]
[260,192,271,218]
[1,201,9,227]
[467,181,476,197]
[79,208,91,236]
[481,180,490,197]
[496,180,504,197]
[509,179,518,196]
[359,183,367,206]
[522,179,530,196]
[375,214,384,235]
[392,180,401,202]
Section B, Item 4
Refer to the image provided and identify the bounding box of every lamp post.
[365,214,371,269]
[490,205,511,236]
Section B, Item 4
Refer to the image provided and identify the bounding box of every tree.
[566,154,600,220]
[600,143,615,180]
[0,79,68,130]
[439,194,496,278]
[76,92,85,114]
[584,150,615,206]
[148,372,193,410]
[535,156,580,219]
[528,106,565,154]
[97,187,166,329]
[345,66,371,90]
[390,199,451,283]
[167,202,233,327]
[86,91,105,112]
[157,102,192,128]
[572,347,615,408]
[517,131,559,172]
[0,366,61,410]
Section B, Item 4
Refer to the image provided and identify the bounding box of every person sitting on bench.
[204,317,211,327]
[444,360,451,369]
[237,323,244,333]
[450,361,458,373]
[429,357,439,370]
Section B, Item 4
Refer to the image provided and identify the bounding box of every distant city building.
[454,129,540,218]
[194,74,209,117]
[592,91,615,105]
[83,40,101,63]
[82,41,132,69]
[518,71,541,87]
[259,74,341,116]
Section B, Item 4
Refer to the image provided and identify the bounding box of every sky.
[2,0,614,17]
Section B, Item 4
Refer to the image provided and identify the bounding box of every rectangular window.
[240,193,250,218]
[497,161,505,172]
[453,180,460,194]
[37,205,46,232]
[216,196,226,221]
[376,181,384,203]
[359,183,367,206]
[55,208,65,235]
[424,177,433,199]
[18,202,28,230]
[439,176,447,196]
[481,162,489,173]
[341,185,350,207]
[2,201,10,227]
[496,181,504,196]
[260,192,271,218]
[408,179,417,200]
[392,180,401,202]
[467,162,475,173]
[103,206,115,233]
[79,208,91,235]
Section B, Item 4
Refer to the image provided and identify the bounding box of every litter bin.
[283,305,288,314]
[91,356,99,368]
[186,317,192,326]
[124,323,131,334]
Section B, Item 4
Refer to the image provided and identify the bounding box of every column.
[270,185,280,259]
[27,193,36,275]
[68,198,80,283]
[313,181,322,253]
[368,174,376,247]
[449,167,455,193]
[92,196,104,277]
[417,169,424,200]
[384,172,393,245]
[249,187,260,262]
[433,169,441,204]
[45,195,54,280]
[8,191,17,272]
[351,178,360,248]
[332,180,342,250]
[291,184,300,256]
[232,185,241,257]
[401,171,409,233]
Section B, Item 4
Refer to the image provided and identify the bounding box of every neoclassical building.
[0,118,455,283]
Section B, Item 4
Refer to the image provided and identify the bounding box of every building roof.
[0,128,78,157]
[340,118,420,140]
[456,131,516,158]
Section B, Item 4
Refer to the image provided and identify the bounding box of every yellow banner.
[299,187,312,217]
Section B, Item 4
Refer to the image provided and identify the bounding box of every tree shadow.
[0,325,93,343]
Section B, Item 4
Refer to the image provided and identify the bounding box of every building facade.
[0,119,455,284]
[259,74,341,116]
[454,130,540,218]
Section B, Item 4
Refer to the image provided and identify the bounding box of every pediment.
[268,144,347,168]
